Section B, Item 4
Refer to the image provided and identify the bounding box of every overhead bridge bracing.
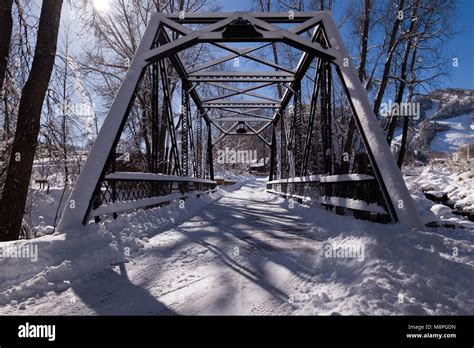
[57,12,423,233]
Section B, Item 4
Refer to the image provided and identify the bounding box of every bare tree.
[385,0,420,146]
[0,0,14,97]
[73,0,215,172]
[372,0,405,116]
[0,0,63,241]
[342,0,372,171]
[396,0,456,166]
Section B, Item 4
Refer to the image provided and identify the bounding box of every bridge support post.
[269,126,277,182]
[207,123,214,181]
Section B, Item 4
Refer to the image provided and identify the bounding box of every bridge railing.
[89,172,216,220]
[266,174,391,222]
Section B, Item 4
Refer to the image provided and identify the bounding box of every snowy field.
[0,176,473,315]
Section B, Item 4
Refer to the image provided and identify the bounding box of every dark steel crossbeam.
[188,46,265,74]
[293,82,303,176]
[212,117,273,122]
[190,76,294,83]
[196,110,203,178]
[219,108,273,119]
[144,19,336,63]
[203,101,280,108]
[156,29,211,125]
[189,71,294,77]
[211,43,295,74]
[202,82,280,103]
[166,12,325,24]
[272,27,322,124]
[181,86,190,176]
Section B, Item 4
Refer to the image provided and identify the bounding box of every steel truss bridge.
[58,12,423,232]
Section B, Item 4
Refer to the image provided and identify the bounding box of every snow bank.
[0,188,224,306]
[404,166,474,229]
[282,202,474,315]
[0,229,123,306]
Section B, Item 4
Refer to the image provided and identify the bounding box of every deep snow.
[0,178,473,315]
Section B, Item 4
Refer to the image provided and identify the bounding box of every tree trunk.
[0,0,13,94]
[342,0,371,172]
[0,0,63,241]
[397,43,419,168]
[372,0,405,117]
[358,0,371,83]
[386,0,419,146]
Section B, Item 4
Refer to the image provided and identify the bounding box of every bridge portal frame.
[58,11,423,232]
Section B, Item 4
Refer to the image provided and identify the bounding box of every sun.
[91,0,111,13]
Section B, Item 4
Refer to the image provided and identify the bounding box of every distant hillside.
[417,88,474,121]
[399,88,474,155]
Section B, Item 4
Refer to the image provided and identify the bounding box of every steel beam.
[155,27,211,125]
[219,108,274,119]
[203,102,280,109]
[196,110,203,178]
[202,82,280,103]
[181,86,190,176]
[188,47,262,74]
[207,123,214,180]
[212,43,295,74]
[211,117,273,122]
[190,76,294,83]
[190,71,293,78]
[166,12,327,24]
[293,82,303,176]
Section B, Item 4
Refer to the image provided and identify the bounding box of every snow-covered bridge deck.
[1,179,473,315]
[2,181,319,314]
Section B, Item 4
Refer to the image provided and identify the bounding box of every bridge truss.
[58,12,423,232]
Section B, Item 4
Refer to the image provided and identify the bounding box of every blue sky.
[445,0,474,90]
[217,0,474,90]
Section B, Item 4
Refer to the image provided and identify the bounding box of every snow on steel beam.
[105,172,216,184]
[57,15,162,232]
[320,14,423,229]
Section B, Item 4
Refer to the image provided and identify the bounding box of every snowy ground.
[405,166,474,229]
[430,114,474,153]
[0,177,473,315]
[392,113,473,153]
